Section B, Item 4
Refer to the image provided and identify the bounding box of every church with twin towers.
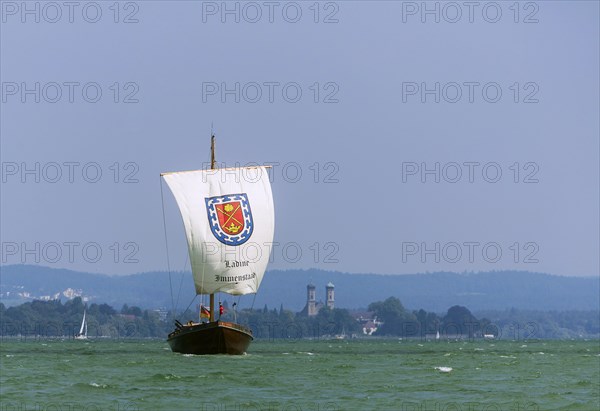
[301,282,335,316]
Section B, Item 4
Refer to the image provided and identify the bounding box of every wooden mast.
[209,135,216,322]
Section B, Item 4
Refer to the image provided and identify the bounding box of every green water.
[1,338,598,411]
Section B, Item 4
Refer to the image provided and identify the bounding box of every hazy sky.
[1,1,598,277]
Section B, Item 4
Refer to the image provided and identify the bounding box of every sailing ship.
[161,136,275,355]
[75,308,88,340]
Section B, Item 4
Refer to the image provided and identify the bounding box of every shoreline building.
[301,282,335,316]
[326,282,334,310]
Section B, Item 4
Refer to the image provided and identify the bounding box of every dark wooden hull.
[167,321,253,355]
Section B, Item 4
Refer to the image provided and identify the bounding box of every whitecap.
[89,382,107,388]
[435,366,453,373]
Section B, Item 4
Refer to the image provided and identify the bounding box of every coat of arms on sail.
[205,193,254,246]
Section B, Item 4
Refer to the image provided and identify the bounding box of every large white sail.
[162,166,274,296]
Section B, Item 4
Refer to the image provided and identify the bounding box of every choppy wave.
[1,339,598,410]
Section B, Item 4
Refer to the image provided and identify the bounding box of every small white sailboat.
[75,309,88,340]
[335,327,347,340]
[436,330,440,340]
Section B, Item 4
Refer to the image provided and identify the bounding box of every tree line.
[1,296,597,340]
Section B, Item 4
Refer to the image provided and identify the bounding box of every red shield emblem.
[215,201,245,235]
[206,193,253,245]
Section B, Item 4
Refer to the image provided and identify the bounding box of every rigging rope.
[159,177,176,317]
[200,256,206,309]
[174,252,189,312]
[181,294,198,320]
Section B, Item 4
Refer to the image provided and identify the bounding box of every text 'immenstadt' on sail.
[161,166,275,296]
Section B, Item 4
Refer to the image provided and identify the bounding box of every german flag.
[200,305,210,318]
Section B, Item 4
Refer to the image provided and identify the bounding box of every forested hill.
[1,265,598,312]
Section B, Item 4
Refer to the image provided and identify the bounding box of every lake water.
[1,338,598,410]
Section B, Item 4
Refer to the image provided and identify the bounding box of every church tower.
[307,283,317,316]
[326,282,335,309]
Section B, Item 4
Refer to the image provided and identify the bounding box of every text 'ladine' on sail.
[161,166,275,296]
